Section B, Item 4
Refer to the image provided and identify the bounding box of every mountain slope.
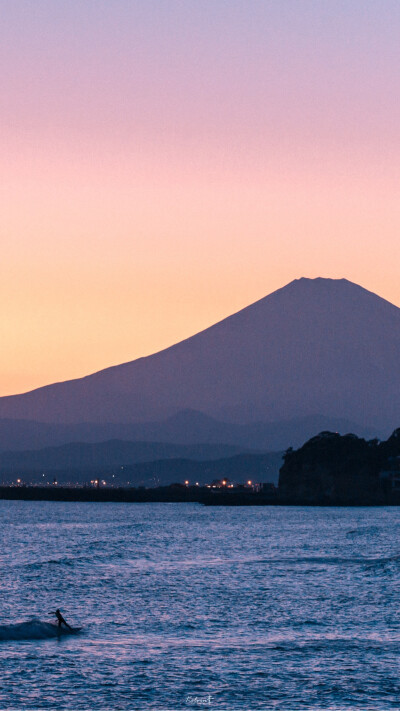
[0,278,399,429]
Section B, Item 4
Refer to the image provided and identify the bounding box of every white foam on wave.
[0,618,79,641]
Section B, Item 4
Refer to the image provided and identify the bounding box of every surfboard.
[57,626,82,635]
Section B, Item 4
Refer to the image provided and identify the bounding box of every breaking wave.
[0,619,81,641]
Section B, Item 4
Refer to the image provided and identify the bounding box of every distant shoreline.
[0,485,398,507]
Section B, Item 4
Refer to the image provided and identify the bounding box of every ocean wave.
[346,525,380,538]
[362,553,400,569]
[0,619,81,641]
[24,558,75,570]
[22,555,96,570]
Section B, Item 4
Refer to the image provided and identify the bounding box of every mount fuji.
[0,278,399,436]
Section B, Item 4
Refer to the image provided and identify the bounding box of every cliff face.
[278,431,392,504]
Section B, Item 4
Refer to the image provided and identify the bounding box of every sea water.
[0,501,399,710]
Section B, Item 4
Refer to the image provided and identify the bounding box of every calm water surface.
[0,501,399,710]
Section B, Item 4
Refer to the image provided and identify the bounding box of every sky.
[1,0,400,396]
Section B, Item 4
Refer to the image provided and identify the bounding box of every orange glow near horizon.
[1,2,400,396]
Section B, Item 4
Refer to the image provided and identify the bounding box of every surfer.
[49,609,72,629]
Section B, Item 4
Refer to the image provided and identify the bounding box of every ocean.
[0,501,399,710]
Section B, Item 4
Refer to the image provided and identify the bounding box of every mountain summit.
[0,278,399,430]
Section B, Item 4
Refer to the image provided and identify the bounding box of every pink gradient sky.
[1,1,400,395]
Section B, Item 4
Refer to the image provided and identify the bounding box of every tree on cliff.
[278,431,386,504]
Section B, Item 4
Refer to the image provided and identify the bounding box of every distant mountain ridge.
[0,278,399,431]
[0,411,382,453]
[0,447,283,488]
[0,439,253,472]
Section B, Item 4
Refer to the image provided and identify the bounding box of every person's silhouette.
[50,609,72,629]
